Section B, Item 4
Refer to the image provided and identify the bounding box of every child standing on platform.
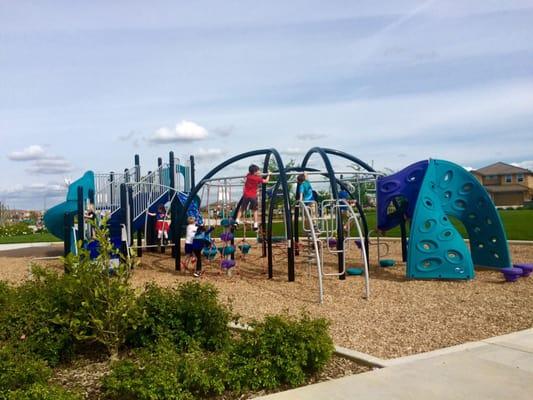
[297,172,316,216]
[192,224,215,278]
[182,216,197,270]
[235,164,270,230]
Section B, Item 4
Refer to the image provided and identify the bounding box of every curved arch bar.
[176,149,294,281]
[320,148,376,172]
[301,147,345,279]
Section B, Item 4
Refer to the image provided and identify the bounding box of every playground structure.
[43,148,531,304]
[376,159,531,281]
[43,152,199,260]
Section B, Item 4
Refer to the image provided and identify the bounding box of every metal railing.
[129,164,172,222]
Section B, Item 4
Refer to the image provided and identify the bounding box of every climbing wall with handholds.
[377,160,428,231]
[431,159,511,269]
[408,159,511,280]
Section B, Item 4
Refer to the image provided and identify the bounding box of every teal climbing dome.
[378,159,512,280]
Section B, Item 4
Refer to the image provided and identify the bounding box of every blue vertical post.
[77,186,84,244]
[135,154,142,257]
[63,212,73,262]
[189,155,195,191]
[119,183,127,256]
[109,172,114,206]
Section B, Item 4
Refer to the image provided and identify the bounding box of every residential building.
[471,162,533,206]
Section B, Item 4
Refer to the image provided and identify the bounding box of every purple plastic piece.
[354,239,362,249]
[501,267,523,282]
[221,259,236,269]
[328,238,337,247]
[220,232,234,242]
[377,160,428,231]
[513,263,533,277]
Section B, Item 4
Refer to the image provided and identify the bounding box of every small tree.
[58,218,139,359]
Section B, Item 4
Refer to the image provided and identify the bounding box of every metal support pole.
[77,186,84,243]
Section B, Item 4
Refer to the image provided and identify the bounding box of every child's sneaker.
[193,271,202,278]
[234,218,241,226]
[253,222,259,231]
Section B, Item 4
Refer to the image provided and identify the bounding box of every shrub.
[0,222,33,238]
[0,220,139,363]
[130,282,231,351]
[5,384,81,400]
[227,314,334,390]
[102,341,226,400]
[53,220,139,358]
[0,270,74,366]
[0,346,51,393]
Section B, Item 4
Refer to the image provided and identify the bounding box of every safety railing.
[129,164,172,222]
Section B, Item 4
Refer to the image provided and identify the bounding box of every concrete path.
[257,329,533,400]
[0,242,60,251]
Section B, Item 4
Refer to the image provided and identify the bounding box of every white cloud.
[296,133,326,141]
[283,147,304,155]
[26,158,74,175]
[212,125,234,137]
[511,161,533,171]
[7,145,46,161]
[0,182,66,199]
[149,120,208,143]
[194,148,226,161]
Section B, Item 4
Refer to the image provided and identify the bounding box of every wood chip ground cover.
[0,242,532,360]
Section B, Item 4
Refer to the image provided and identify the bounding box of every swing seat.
[379,259,396,267]
[346,267,363,275]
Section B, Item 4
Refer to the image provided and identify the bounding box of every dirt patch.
[1,242,532,359]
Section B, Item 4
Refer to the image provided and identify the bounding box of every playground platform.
[257,328,533,399]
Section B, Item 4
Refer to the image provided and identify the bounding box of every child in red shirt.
[235,164,270,230]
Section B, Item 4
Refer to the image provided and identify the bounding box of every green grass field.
[0,232,61,244]
[1,210,531,245]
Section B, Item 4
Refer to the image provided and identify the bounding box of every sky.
[1,0,533,209]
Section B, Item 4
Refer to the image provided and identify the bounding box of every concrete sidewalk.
[0,242,60,252]
[258,329,533,399]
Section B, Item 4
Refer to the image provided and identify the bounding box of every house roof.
[484,184,530,193]
[474,162,531,176]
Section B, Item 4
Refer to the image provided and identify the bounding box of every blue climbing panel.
[377,160,428,231]
[408,159,511,280]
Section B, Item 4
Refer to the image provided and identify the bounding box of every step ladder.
[299,199,370,303]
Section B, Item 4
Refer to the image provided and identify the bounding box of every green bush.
[105,314,334,398]
[0,270,74,366]
[5,384,81,400]
[102,341,226,400]
[0,221,138,363]
[0,346,51,393]
[130,282,231,351]
[227,314,334,390]
[0,223,33,238]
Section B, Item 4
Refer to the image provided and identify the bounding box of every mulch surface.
[1,241,532,360]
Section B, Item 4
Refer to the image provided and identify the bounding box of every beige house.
[472,162,533,206]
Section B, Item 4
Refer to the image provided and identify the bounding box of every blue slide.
[43,171,95,240]
[44,170,202,242]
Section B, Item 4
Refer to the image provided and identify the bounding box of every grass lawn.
[0,232,61,244]
[2,210,531,245]
[363,209,533,241]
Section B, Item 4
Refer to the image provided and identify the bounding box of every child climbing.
[235,164,270,230]
[182,216,198,270]
[192,223,215,277]
[297,172,316,214]
[148,204,170,243]
[84,203,97,239]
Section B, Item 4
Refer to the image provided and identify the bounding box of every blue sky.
[1,0,533,209]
